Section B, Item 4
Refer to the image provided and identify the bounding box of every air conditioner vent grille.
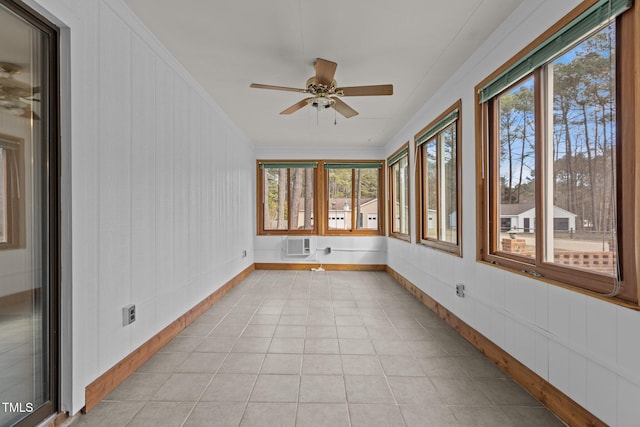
[285,237,311,256]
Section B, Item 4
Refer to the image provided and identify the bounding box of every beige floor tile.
[338,339,376,355]
[299,375,346,403]
[126,401,193,427]
[72,401,145,427]
[344,375,394,404]
[151,373,212,401]
[176,352,226,373]
[348,403,405,427]
[269,337,305,353]
[232,337,272,353]
[400,404,461,427]
[105,372,170,401]
[378,354,425,376]
[336,326,368,339]
[274,325,306,338]
[501,406,566,427]
[430,377,494,406]
[302,354,342,375]
[81,271,566,427]
[195,336,237,353]
[260,353,302,374]
[137,352,190,373]
[183,402,246,426]
[305,325,337,338]
[200,373,256,402]
[217,353,264,374]
[250,374,300,402]
[304,338,339,354]
[387,376,443,405]
[296,403,349,427]
[241,324,277,337]
[240,402,296,427]
[341,355,383,376]
[451,406,515,427]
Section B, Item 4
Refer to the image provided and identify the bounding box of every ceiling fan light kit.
[0,62,39,120]
[250,58,393,119]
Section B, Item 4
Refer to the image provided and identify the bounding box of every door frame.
[0,1,60,426]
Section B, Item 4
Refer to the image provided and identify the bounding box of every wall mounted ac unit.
[285,237,311,256]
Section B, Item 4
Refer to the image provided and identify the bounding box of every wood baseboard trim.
[255,263,386,271]
[83,264,255,413]
[385,266,605,427]
[0,289,34,307]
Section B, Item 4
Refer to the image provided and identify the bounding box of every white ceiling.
[123,0,525,148]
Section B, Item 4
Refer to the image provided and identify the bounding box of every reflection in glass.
[263,168,288,230]
[391,156,409,235]
[441,125,457,244]
[328,168,352,230]
[327,167,379,231]
[0,3,51,426]
[424,140,437,239]
[549,24,617,276]
[289,168,314,230]
[354,168,378,230]
[497,76,536,257]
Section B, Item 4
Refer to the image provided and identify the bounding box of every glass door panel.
[0,1,57,426]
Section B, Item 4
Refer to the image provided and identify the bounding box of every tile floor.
[72,270,566,426]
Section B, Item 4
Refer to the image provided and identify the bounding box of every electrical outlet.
[123,304,136,326]
[326,247,331,254]
[456,283,465,298]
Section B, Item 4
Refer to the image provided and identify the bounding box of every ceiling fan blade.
[314,58,337,86]
[332,97,358,118]
[337,84,393,97]
[280,98,312,115]
[250,83,308,93]
[0,76,34,98]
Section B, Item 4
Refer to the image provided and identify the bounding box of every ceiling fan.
[0,62,40,120]
[250,58,393,118]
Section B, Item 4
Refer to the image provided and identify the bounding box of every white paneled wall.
[25,0,640,424]
[26,0,255,413]
[253,146,388,266]
[383,1,640,425]
[254,236,387,266]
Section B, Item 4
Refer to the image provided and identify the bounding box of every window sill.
[418,240,462,257]
[389,233,411,243]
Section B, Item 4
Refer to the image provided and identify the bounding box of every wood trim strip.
[83,264,255,413]
[0,289,33,307]
[385,265,606,427]
[255,263,386,271]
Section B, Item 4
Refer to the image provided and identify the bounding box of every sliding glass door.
[0,1,58,426]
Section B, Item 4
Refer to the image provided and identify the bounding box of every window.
[415,100,462,255]
[325,162,383,234]
[257,161,317,234]
[0,134,24,249]
[388,143,410,241]
[476,0,640,303]
[256,160,385,236]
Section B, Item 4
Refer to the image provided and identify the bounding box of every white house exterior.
[500,203,577,233]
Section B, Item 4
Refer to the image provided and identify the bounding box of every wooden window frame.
[387,143,411,242]
[0,133,25,250]
[415,100,463,256]
[256,160,318,235]
[322,160,385,236]
[475,0,640,304]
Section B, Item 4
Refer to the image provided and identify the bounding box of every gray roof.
[500,203,535,216]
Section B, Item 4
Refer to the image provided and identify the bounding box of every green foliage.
[498,27,616,231]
